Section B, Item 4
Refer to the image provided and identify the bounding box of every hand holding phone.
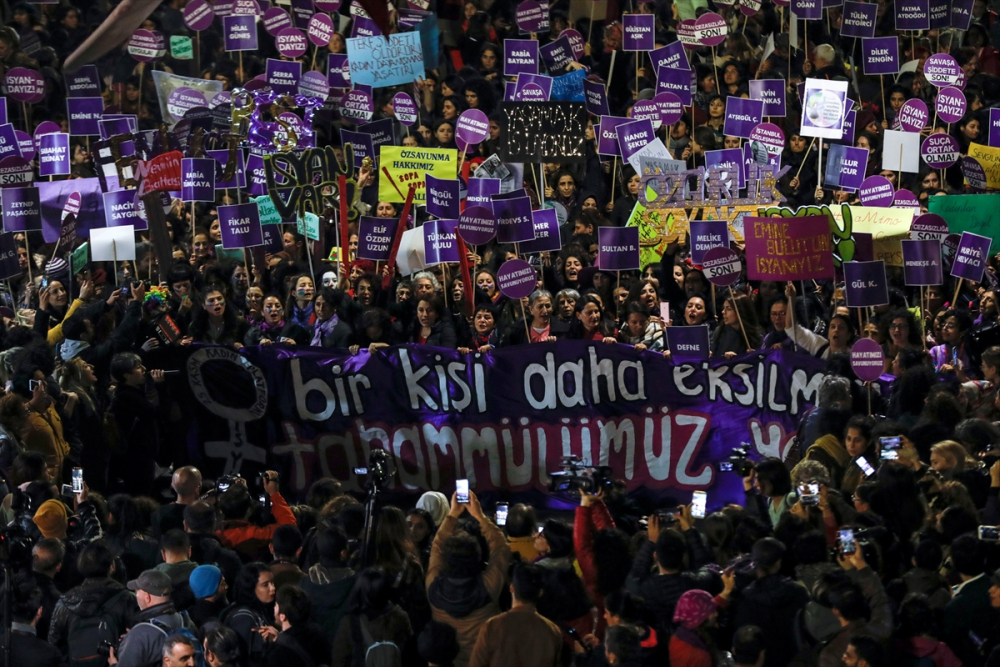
[456,479,470,504]
[691,490,707,519]
[496,502,508,526]
[838,528,857,556]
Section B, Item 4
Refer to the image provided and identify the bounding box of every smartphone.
[456,478,470,504]
[879,436,901,451]
[979,525,1000,542]
[691,490,707,519]
[880,449,899,461]
[719,461,733,472]
[838,528,857,555]
[798,482,820,506]
[496,502,508,526]
[61,483,74,497]
[217,480,231,493]
[353,467,368,475]
[72,468,83,494]
[659,303,670,322]
[28,379,39,391]
[856,458,876,477]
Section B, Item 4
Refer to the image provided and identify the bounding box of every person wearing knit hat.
[45,257,68,280]
[33,499,68,539]
[188,564,230,627]
[416,491,449,527]
[669,575,735,666]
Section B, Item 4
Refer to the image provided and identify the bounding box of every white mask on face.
[322,271,336,288]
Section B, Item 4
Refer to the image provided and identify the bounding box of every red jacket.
[216,492,296,556]
[574,501,616,637]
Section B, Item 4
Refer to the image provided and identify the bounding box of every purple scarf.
[260,318,286,333]
[311,315,339,347]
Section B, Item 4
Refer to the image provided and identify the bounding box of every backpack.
[226,607,267,666]
[350,613,401,667]
[141,616,206,667]
[66,589,132,667]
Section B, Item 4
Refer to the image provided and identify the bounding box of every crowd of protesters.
[3,0,1000,664]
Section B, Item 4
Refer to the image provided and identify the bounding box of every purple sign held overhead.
[515,0,548,33]
[702,246,742,286]
[458,206,497,245]
[792,0,822,19]
[597,116,632,156]
[653,93,684,126]
[183,0,215,31]
[456,109,490,146]
[952,0,974,28]
[583,79,611,116]
[987,109,1000,147]
[825,144,868,191]
[650,42,689,75]
[924,54,961,87]
[842,0,878,37]
[276,27,308,57]
[623,14,655,51]
[921,134,959,168]
[859,175,895,206]
[392,92,418,126]
[520,208,561,254]
[951,231,991,281]
[495,195,535,244]
[66,66,101,98]
[901,238,943,285]
[689,220,729,265]
[299,71,330,99]
[895,98,928,132]
[341,89,373,123]
[67,98,104,136]
[705,148,745,189]
[963,156,988,190]
[426,175,461,219]
[307,13,335,46]
[895,189,921,208]
[694,12,727,45]
[38,133,70,177]
[263,7,292,34]
[103,189,146,231]
[850,338,885,382]
[0,125,20,162]
[423,219,460,266]
[748,79,786,117]
[844,260,889,307]
[357,217,393,261]
[666,325,710,361]
[895,0,930,30]
[598,226,640,271]
[339,128,374,167]
[655,66,693,106]
[723,97,765,139]
[540,35,575,72]
[935,87,966,123]
[223,15,258,51]
[617,119,656,164]
[497,259,536,299]
[862,36,899,74]
[127,29,165,61]
[1,187,41,232]
[181,157,216,202]
[504,39,538,76]
[466,179,501,210]
[930,0,950,27]
[328,54,350,88]
[218,202,263,249]
[6,68,45,104]
[266,59,302,95]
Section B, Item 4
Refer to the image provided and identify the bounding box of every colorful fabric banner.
[745,215,835,281]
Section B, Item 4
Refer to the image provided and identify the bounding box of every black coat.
[1,626,64,667]
[245,321,310,346]
[264,623,332,667]
[74,301,143,388]
[409,318,458,348]
[48,577,138,657]
[733,574,811,667]
[188,532,243,588]
[316,319,354,349]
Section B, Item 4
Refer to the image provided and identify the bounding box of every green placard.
[928,193,1000,255]
[70,242,89,277]
[215,244,245,264]
[297,212,320,241]
[170,36,193,60]
[253,195,282,225]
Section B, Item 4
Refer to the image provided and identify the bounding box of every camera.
[97,640,118,658]
[728,445,755,476]
[358,449,393,492]
[547,456,613,495]
[216,474,242,494]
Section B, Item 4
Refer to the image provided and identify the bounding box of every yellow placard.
[873,237,903,267]
[968,143,1000,188]
[377,146,458,204]
[848,205,918,239]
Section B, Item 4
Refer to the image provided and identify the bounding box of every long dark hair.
[189,287,243,342]
[232,562,272,615]
[568,294,616,339]
[712,293,762,349]
[348,567,392,617]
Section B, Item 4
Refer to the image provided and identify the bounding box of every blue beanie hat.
[189,564,222,599]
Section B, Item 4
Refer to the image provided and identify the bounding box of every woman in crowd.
[711,294,762,357]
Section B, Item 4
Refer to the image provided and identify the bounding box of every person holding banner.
[186,288,250,349]
[567,295,617,344]
[246,296,310,346]
[409,296,458,349]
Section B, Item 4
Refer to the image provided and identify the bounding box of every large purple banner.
[166,344,826,506]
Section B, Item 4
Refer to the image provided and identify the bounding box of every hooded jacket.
[299,564,356,639]
[734,573,811,667]
[48,577,139,658]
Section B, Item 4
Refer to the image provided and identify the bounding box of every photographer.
[215,471,295,558]
[107,351,170,497]
[108,570,196,667]
[182,501,242,587]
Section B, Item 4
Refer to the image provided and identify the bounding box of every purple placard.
[495,196,535,244]
[166,87,208,119]
[267,59,302,95]
[652,93,684,126]
[623,14,655,51]
[832,108,858,145]
[894,189,920,208]
[844,260,889,307]
[289,0,314,27]
[263,7,292,34]
[426,175,461,219]
[393,92,418,125]
[935,87,966,124]
[583,79,611,116]
[930,0,950,27]
[902,238,943,285]
[98,116,134,141]
[921,133,959,168]
[328,54,350,88]
[246,154,270,197]
[0,233,20,280]
[597,116,632,156]
[308,13,335,46]
[862,37,899,75]
[859,175,894,206]
[184,0,215,30]
[0,156,32,188]
[341,89,373,123]
[694,12,727,45]
[951,231,991,281]
[0,125,20,162]
[617,119,656,164]
[748,79,786,117]
[850,338,885,382]
[423,219,460,266]
[895,0,930,30]
[598,226,640,271]
[207,148,247,189]
[540,35,575,72]
[497,258,536,299]
[705,148,746,189]
[895,98,929,132]
[562,29,585,60]
[923,54,961,87]
[103,189,146,231]
[466,179,501,210]
[127,29,165,62]
[458,205,497,245]
[276,27,308,57]
[689,220,729,265]
[299,71,330,99]
[702,246,742,286]
[339,128,374,167]
[456,109,490,146]
[951,0,974,28]
[38,133,70,177]
[963,156,988,190]
[842,0,877,37]
[223,15,258,51]
[723,97,765,139]
[656,66,693,106]
[792,0,822,19]
[987,109,1000,147]
[825,144,868,191]
[4,68,45,104]
[666,325,710,361]
[14,130,32,161]
[219,202,263,249]
[650,42,689,75]
[66,65,102,98]
[504,39,539,76]
[350,15,381,37]
[515,0,547,33]
[514,80,549,103]
[520,208,561,254]
[181,157,216,202]
[357,216,393,261]
[1,187,41,232]
[67,97,104,136]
